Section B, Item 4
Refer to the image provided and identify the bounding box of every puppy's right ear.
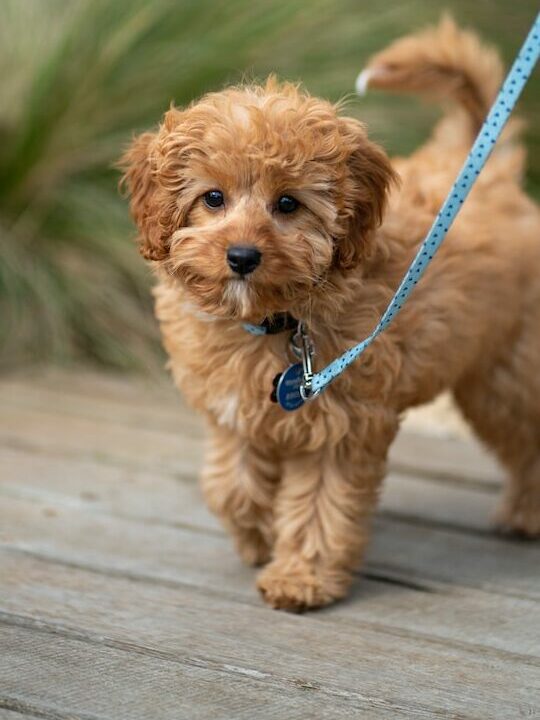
[119,131,168,261]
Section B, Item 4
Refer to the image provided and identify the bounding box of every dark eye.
[277,195,299,214]
[204,190,224,208]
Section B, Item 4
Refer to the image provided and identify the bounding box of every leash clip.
[271,321,318,410]
[291,322,317,401]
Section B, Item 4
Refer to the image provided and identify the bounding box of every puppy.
[121,18,540,610]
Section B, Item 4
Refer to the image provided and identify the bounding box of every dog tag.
[276,363,305,411]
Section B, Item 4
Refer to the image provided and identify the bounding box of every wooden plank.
[370,514,540,600]
[0,446,219,533]
[0,374,201,439]
[2,448,528,604]
[1,367,179,409]
[389,432,503,487]
[1,553,539,719]
[0,406,204,477]
[380,472,498,532]
[0,443,498,535]
[1,373,533,719]
[1,376,501,537]
[2,546,539,660]
[2,490,537,604]
[3,623,395,720]
[1,372,504,488]
[2,492,539,630]
[0,711,42,720]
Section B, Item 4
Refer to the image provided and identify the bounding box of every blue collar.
[243,312,297,336]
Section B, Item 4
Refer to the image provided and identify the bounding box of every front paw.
[257,559,351,611]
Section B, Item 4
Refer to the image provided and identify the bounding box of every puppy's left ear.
[119,130,169,261]
[118,125,181,260]
[334,117,397,270]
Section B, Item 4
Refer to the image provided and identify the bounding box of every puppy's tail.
[358,16,506,137]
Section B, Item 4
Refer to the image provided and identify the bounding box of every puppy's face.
[121,80,395,321]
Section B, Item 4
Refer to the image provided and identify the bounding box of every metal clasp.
[289,322,317,401]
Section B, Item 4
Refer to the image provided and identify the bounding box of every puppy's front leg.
[257,426,394,611]
[201,426,279,566]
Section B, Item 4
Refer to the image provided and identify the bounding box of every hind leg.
[454,339,540,537]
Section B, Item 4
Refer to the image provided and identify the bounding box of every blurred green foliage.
[1,0,538,371]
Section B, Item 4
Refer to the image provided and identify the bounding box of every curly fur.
[120,18,540,611]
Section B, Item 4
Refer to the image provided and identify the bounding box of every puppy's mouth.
[173,268,265,322]
[167,248,319,322]
[178,270,310,324]
[221,277,256,318]
[167,227,330,322]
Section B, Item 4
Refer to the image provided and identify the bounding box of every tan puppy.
[121,18,540,610]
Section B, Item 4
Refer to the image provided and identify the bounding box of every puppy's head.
[120,78,395,321]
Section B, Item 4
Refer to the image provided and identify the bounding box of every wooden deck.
[1,369,539,720]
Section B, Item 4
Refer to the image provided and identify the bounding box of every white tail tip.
[355,69,373,96]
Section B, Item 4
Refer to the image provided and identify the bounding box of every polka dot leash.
[283,13,539,411]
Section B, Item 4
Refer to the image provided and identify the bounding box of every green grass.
[1,0,538,371]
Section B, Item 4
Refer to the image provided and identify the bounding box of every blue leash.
[274,13,540,412]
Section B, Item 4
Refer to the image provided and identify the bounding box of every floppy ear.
[334,117,397,270]
[119,130,169,261]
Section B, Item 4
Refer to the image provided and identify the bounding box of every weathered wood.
[1,373,200,438]
[1,553,538,720]
[0,372,504,487]
[390,432,503,487]
[0,711,42,720]
[0,406,204,477]
[1,369,537,720]
[0,445,219,532]
[1,370,501,537]
[0,442,498,536]
[2,491,539,637]
[2,367,179,408]
[3,546,539,660]
[381,471,498,531]
[370,514,540,600]
[2,490,538,603]
[4,623,403,720]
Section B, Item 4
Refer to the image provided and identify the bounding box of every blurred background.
[1,0,538,374]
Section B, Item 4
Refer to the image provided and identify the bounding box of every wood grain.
[0,441,498,535]
[2,493,540,644]
[0,371,503,486]
[1,370,537,720]
[0,711,43,720]
[0,622,442,720]
[1,553,539,720]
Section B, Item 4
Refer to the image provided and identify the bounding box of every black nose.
[227,245,262,275]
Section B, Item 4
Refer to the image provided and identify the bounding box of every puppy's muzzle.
[227,246,261,276]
